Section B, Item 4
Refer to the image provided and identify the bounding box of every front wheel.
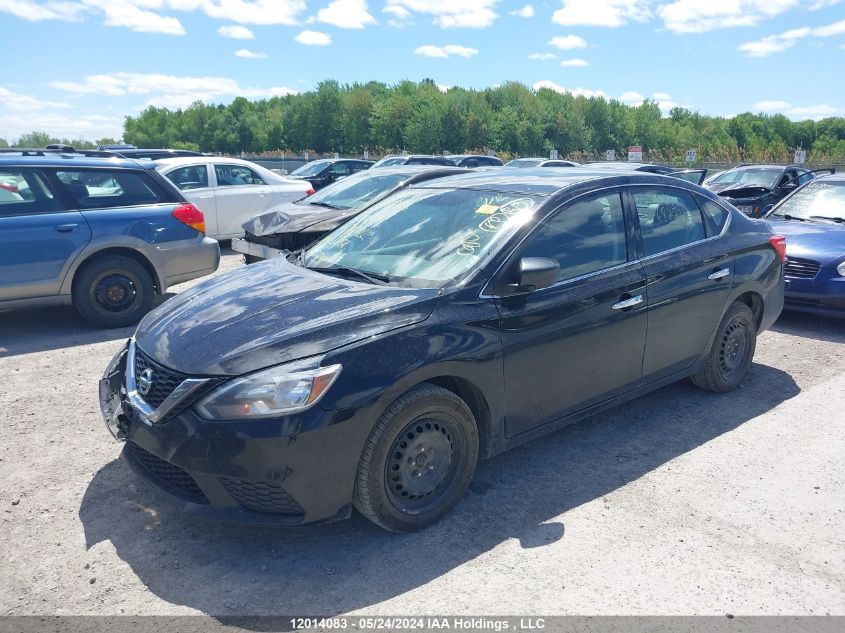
[354,384,479,532]
[72,255,155,328]
[691,301,757,393]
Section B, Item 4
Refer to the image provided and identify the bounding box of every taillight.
[172,203,206,234]
[769,235,786,262]
[305,188,315,196]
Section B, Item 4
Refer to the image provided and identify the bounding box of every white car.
[155,157,313,239]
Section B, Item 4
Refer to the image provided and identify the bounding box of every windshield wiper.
[307,201,344,210]
[809,215,845,224]
[775,214,807,221]
[306,265,391,285]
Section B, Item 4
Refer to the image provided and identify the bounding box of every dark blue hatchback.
[765,174,845,317]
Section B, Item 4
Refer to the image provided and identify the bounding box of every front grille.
[127,442,209,504]
[220,477,304,515]
[784,257,821,279]
[134,347,187,409]
[245,231,325,252]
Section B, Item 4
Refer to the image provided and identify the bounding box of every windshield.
[290,160,332,177]
[305,188,541,286]
[771,180,845,221]
[710,168,780,189]
[505,158,543,168]
[372,157,407,168]
[305,171,408,210]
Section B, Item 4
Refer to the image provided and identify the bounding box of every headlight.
[195,362,342,420]
[837,260,845,277]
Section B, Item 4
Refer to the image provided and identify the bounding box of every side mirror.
[781,182,798,192]
[508,257,560,294]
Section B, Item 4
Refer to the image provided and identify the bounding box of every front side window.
[521,192,627,282]
[53,169,162,209]
[330,162,351,177]
[214,164,266,187]
[306,188,541,286]
[166,165,209,190]
[633,188,706,256]
[0,169,60,216]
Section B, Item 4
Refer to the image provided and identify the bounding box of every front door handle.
[708,268,730,281]
[612,294,644,310]
[55,223,78,233]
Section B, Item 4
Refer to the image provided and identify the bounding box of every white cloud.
[234,48,267,58]
[436,83,451,92]
[49,72,297,107]
[552,0,650,27]
[532,81,607,99]
[294,29,332,45]
[317,0,377,28]
[528,52,557,60]
[658,0,840,34]
[0,0,88,21]
[218,24,255,38]
[753,100,841,120]
[1,112,124,143]
[619,91,645,106]
[509,4,533,17]
[171,0,306,26]
[414,44,479,58]
[548,34,587,50]
[384,0,499,29]
[84,0,185,35]
[0,87,71,112]
[739,18,845,56]
[560,57,588,66]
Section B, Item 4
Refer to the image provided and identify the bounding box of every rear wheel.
[354,384,479,532]
[72,255,155,328]
[691,301,756,393]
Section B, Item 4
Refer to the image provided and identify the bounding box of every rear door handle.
[708,268,730,281]
[612,294,644,310]
[55,223,78,233]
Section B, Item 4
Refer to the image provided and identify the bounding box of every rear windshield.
[53,169,167,209]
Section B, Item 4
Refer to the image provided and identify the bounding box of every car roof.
[0,152,152,170]
[154,156,264,167]
[364,164,466,176]
[410,167,695,196]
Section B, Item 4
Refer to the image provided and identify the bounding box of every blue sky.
[0,0,843,142]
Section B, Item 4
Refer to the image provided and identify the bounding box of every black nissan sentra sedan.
[100,169,785,532]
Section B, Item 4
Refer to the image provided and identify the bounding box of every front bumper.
[231,237,286,261]
[99,341,371,525]
[783,273,845,318]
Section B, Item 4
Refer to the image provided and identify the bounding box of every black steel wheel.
[691,301,757,393]
[72,255,155,328]
[354,383,478,532]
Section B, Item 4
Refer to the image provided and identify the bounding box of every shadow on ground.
[771,310,845,344]
[79,362,799,623]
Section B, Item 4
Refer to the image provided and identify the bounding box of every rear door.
[213,163,273,238]
[162,163,218,236]
[496,188,648,437]
[630,186,733,383]
[0,167,92,301]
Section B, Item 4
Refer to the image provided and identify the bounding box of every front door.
[496,190,648,438]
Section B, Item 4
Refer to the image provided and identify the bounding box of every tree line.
[5,80,845,163]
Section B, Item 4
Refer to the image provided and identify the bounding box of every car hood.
[135,259,440,376]
[768,219,845,265]
[243,204,358,236]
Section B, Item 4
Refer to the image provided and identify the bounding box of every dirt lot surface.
[0,248,843,618]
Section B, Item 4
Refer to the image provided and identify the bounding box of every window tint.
[167,165,209,190]
[54,169,163,210]
[214,164,266,186]
[798,171,814,186]
[633,188,706,256]
[521,192,627,282]
[330,162,351,176]
[696,196,730,236]
[0,169,60,216]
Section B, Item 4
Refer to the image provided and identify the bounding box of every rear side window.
[521,191,628,282]
[214,164,266,186]
[633,188,706,256]
[696,196,730,236]
[0,169,61,216]
[166,165,209,190]
[53,169,164,210]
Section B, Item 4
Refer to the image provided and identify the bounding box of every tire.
[691,301,757,393]
[244,254,261,264]
[72,255,155,328]
[354,383,479,532]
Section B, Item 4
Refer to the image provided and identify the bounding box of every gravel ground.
[0,248,843,618]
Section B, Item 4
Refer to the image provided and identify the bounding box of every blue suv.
[0,149,220,327]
